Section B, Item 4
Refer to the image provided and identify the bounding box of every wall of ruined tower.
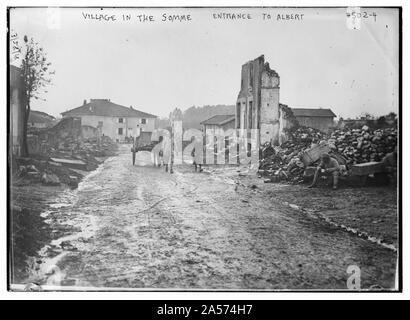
[236,55,284,146]
[260,66,280,145]
[236,55,264,130]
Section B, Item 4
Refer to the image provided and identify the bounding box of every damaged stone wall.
[43,117,81,155]
[278,103,298,145]
[260,63,280,145]
[236,55,282,146]
[26,117,85,156]
[81,125,99,140]
[236,55,264,131]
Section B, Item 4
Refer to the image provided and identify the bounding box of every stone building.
[291,108,336,131]
[200,114,236,164]
[236,55,283,145]
[61,99,157,142]
[200,114,236,136]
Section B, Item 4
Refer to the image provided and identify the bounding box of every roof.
[28,110,56,124]
[61,99,157,118]
[200,114,235,126]
[291,108,336,118]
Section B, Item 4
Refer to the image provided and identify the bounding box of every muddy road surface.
[24,145,397,290]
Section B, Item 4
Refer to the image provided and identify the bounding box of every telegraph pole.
[170,115,174,174]
[169,108,183,174]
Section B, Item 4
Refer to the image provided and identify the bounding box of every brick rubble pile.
[259,125,398,184]
[14,134,118,188]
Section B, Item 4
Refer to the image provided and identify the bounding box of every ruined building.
[291,108,336,131]
[235,55,337,146]
[236,55,285,145]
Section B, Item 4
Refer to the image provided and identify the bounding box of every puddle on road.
[23,159,115,287]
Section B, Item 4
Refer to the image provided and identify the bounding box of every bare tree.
[20,35,54,156]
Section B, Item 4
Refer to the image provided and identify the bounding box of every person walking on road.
[131,137,137,166]
[191,146,203,172]
[380,145,398,184]
[162,139,171,172]
[158,149,164,167]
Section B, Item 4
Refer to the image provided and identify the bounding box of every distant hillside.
[157,117,171,129]
[156,105,235,129]
[182,105,235,129]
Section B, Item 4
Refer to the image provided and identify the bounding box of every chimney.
[83,99,87,105]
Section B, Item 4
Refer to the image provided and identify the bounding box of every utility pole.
[170,118,174,174]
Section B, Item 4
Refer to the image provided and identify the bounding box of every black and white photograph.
[7,5,401,292]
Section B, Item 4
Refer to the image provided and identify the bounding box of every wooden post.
[170,119,174,174]
[132,136,136,166]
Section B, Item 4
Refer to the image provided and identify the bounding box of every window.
[141,118,146,124]
[118,128,123,135]
[243,102,247,129]
[98,121,103,128]
[236,102,241,129]
[119,118,124,123]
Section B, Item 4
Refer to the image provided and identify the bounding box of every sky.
[9,7,399,119]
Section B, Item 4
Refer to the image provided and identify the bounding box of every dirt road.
[24,145,397,290]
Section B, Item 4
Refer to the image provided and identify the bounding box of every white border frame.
[1,0,407,300]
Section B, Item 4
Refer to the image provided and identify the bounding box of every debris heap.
[328,126,397,165]
[47,135,118,170]
[14,135,118,188]
[259,125,397,184]
[259,126,326,183]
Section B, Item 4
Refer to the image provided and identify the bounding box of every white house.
[200,114,235,136]
[61,99,157,142]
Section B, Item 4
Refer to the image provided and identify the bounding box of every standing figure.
[191,146,203,172]
[308,153,341,190]
[158,149,164,167]
[380,146,398,184]
[162,138,171,172]
[131,137,136,166]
